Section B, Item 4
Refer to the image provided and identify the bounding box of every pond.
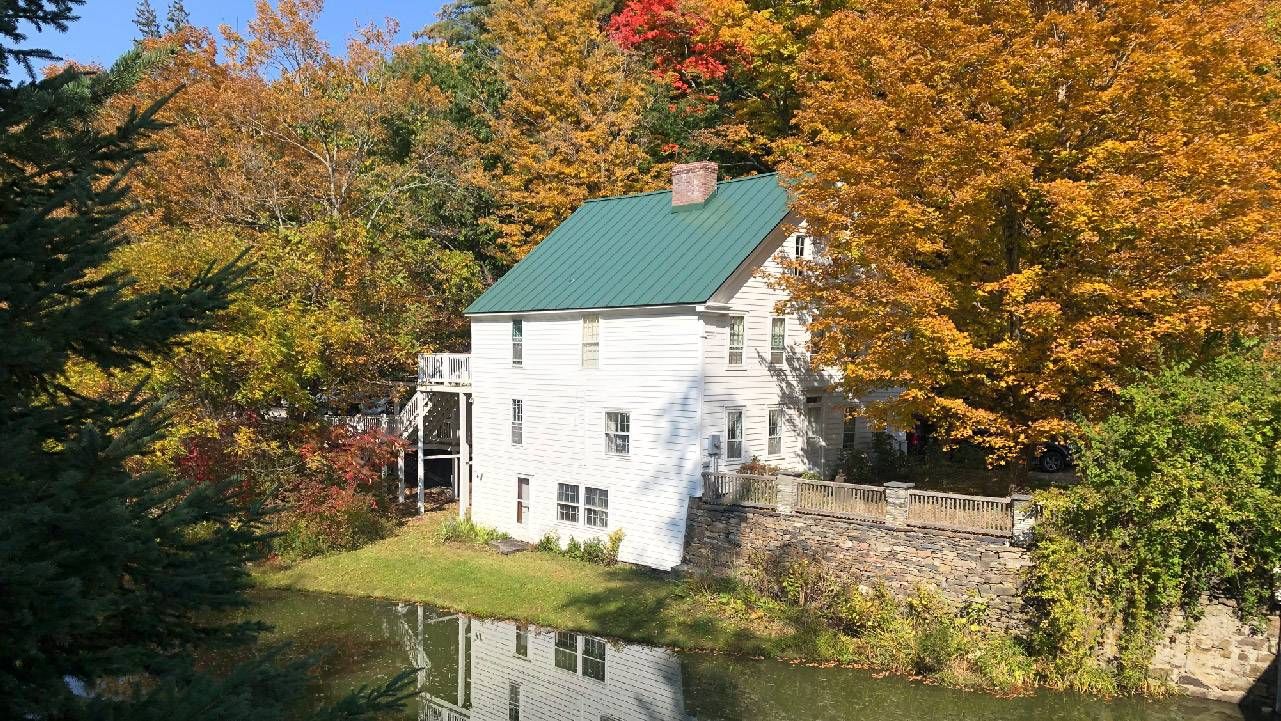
[230,590,1269,721]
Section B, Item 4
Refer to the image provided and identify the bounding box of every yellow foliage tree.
[778,0,1281,461]
[113,2,473,232]
[487,0,659,258]
[88,0,487,438]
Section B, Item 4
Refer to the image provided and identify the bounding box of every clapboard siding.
[470,308,704,569]
[469,619,690,721]
[467,228,900,569]
[701,229,875,477]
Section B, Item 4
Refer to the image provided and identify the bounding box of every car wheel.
[1038,448,1066,473]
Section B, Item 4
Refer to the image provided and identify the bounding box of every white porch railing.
[419,353,471,386]
[702,472,778,509]
[324,414,392,434]
[795,479,887,522]
[907,489,1013,534]
[700,471,1036,541]
[396,392,424,438]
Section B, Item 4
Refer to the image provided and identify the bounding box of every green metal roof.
[465,173,790,315]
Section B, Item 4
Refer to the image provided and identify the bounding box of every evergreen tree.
[0,2,408,718]
[164,0,189,34]
[0,0,79,81]
[134,0,161,39]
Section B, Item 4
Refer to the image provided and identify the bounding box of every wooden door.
[516,477,530,525]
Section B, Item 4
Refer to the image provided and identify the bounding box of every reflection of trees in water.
[678,654,1257,721]
[247,593,1254,721]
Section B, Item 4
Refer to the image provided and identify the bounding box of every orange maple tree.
[111,1,461,233]
[778,0,1281,461]
[486,0,659,258]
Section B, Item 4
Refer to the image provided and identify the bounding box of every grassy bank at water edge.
[255,508,806,657]
[255,508,1044,694]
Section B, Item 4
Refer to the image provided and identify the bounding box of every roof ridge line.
[581,171,780,204]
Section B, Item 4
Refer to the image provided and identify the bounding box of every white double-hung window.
[557,483,580,523]
[790,234,808,276]
[768,407,783,456]
[726,409,744,460]
[511,319,524,366]
[581,315,600,368]
[582,636,606,681]
[727,316,745,366]
[558,484,608,528]
[554,632,578,672]
[511,399,523,445]
[770,317,786,365]
[508,683,521,721]
[584,487,608,528]
[605,411,630,455]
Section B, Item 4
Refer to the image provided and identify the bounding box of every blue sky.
[19,0,449,77]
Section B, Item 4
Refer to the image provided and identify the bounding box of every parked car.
[1034,441,1075,473]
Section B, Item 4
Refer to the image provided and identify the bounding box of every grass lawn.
[255,508,816,658]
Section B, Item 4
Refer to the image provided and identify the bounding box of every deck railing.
[324,413,392,434]
[396,392,423,437]
[700,471,1036,542]
[702,471,779,509]
[418,353,471,385]
[795,479,887,522]
[907,489,1013,534]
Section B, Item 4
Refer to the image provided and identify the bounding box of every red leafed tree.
[295,425,405,515]
[606,0,745,95]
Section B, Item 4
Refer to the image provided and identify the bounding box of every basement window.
[726,409,744,460]
[768,407,783,457]
[554,632,578,673]
[582,636,606,681]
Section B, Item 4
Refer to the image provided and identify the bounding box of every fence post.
[776,475,796,514]
[1010,494,1037,546]
[883,481,914,526]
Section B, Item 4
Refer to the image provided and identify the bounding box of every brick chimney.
[671,161,718,207]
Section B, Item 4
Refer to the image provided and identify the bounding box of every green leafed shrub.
[1027,347,1281,693]
[534,531,561,553]
[534,529,625,566]
[578,538,607,564]
[273,496,392,562]
[974,636,1037,693]
[743,547,843,611]
[741,552,1043,692]
[438,515,510,545]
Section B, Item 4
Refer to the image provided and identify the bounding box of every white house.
[399,162,888,570]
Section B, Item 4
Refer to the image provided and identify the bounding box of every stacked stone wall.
[681,498,1278,705]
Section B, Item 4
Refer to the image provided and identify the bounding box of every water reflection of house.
[392,604,691,721]
[392,604,471,721]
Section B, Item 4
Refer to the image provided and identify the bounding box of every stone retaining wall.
[682,498,1032,630]
[681,498,1278,705]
